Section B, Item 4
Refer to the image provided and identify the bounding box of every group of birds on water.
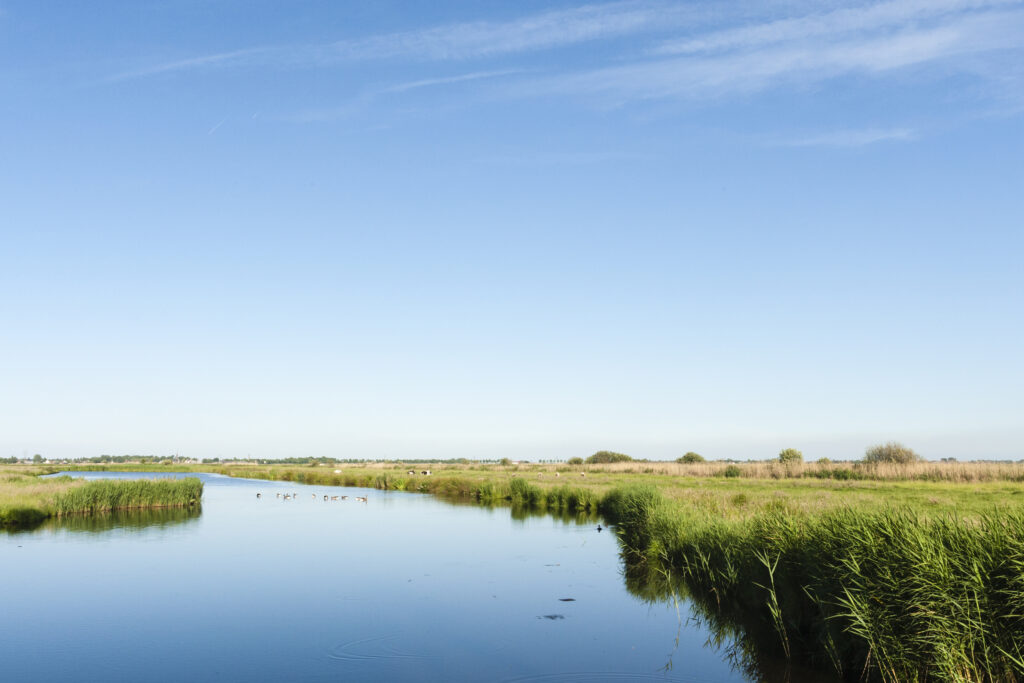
[255,492,368,503]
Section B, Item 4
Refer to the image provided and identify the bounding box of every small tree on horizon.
[677,452,705,464]
[864,441,921,464]
[585,450,633,464]
[778,448,803,464]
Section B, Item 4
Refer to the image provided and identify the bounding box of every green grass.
[51,478,203,515]
[1,469,203,530]
[602,484,1024,683]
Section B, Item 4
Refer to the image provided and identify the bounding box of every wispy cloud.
[771,127,917,147]
[515,6,1024,102]
[106,1,696,82]
[653,0,1018,56]
[376,69,526,95]
[288,69,525,122]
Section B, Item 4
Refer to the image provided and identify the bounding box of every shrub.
[586,450,633,464]
[677,452,705,464]
[567,457,584,465]
[778,448,803,464]
[723,465,741,478]
[864,441,921,464]
[817,457,831,465]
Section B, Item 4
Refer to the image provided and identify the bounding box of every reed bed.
[0,470,202,529]
[602,485,1024,683]
[51,478,202,515]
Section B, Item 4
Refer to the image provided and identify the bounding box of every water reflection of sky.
[3,472,747,682]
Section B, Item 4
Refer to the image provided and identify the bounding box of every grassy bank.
[0,469,203,530]
[15,460,1024,679]
[603,485,1024,683]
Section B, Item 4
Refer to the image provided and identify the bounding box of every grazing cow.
[407,470,415,476]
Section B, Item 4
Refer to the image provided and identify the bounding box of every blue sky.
[1,0,1022,461]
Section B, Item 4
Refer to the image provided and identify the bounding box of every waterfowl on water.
[331,496,339,501]
[355,496,368,503]
[597,524,603,532]
[312,494,317,499]
[340,496,348,500]
[256,493,261,499]
[276,493,281,498]
[324,495,329,501]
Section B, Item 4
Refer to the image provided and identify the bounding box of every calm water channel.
[3,473,765,682]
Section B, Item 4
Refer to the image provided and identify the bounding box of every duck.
[331,495,339,501]
[355,496,368,503]
[256,493,261,499]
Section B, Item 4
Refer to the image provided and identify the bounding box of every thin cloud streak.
[513,9,1024,103]
[654,0,1021,56]
[772,127,917,147]
[287,69,525,123]
[105,1,697,82]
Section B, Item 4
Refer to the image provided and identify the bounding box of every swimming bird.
[324,495,329,501]
[284,494,291,500]
[355,496,367,503]
[331,496,339,501]
[276,493,281,498]
[312,493,317,499]
[597,524,603,532]
[256,493,261,499]
[340,496,348,500]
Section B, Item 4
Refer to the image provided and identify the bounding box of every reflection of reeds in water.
[606,484,1024,683]
[43,504,202,534]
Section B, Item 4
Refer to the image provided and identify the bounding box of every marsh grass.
[604,485,1024,682]
[0,468,202,529]
[52,478,202,515]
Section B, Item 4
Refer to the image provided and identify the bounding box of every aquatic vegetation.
[0,470,202,530]
[603,485,1024,682]
[52,478,202,515]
